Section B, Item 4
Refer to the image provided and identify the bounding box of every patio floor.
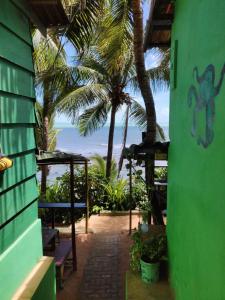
[56,214,171,300]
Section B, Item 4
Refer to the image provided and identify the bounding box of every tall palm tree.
[33,0,107,197]
[105,0,169,223]
[56,46,134,178]
[33,31,68,197]
[52,43,168,179]
[131,0,169,224]
[36,0,169,183]
[35,102,60,152]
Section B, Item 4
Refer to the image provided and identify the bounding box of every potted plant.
[140,234,167,284]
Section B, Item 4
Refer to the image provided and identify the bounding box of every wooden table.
[39,202,86,228]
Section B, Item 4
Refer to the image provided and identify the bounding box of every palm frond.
[98,0,133,67]
[156,124,166,142]
[65,0,105,53]
[91,154,106,176]
[78,101,111,136]
[130,99,147,130]
[130,100,165,141]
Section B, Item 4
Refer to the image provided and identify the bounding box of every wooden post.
[70,159,77,271]
[129,158,132,235]
[85,161,89,234]
[51,208,55,229]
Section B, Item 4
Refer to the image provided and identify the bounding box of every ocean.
[56,126,143,159]
[38,126,168,181]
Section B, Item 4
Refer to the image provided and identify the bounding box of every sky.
[55,2,170,127]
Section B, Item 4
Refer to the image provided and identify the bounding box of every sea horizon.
[39,126,168,182]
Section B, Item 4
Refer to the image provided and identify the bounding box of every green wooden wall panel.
[0,0,32,45]
[1,126,36,155]
[0,202,38,255]
[0,177,38,225]
[0,59,35,98]
[0,94,35,124]
[0,220,42,300]
[0,25,34,72]
[0,151,36,193]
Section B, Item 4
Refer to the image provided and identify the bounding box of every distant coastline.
[54,123,169,129]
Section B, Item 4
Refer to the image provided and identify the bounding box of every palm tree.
[33,31,68,197]
[35,102,60,152]
[53,43,168,179]
[103,0,169,223]
[131,0,169,224]
[36,0,169,183]
[56,46,133,178]
[33,0,107,197]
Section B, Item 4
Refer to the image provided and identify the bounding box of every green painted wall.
[32,261,56,300]
[0,1,55,299]
[168,1,225,299]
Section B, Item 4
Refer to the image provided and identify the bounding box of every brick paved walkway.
[79,234,123,300]
[57,215,139,300]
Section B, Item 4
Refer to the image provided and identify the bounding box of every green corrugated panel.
[1,126,36,155]
[0,59,34,98]
[0,25,34,72]
[0,202,38,254]
[0,94,35,123]
[0,0,32,45]
[0,220,42,300]
[0,151,36,192]
[0,177,38,225]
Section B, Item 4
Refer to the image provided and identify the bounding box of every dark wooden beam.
[148,42,171,48]
[152,19,172,30]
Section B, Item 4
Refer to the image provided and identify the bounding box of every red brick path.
[79,234,123,300]
[57,215,139,300]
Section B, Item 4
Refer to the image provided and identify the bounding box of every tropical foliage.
[41,155,149,224]
[34,1,170,223]
[35,0,169,181]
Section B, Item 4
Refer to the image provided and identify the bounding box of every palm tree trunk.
[106,103,117,179]
[118,104,130,176]
[41,98,50,199]
[132,0,164,224]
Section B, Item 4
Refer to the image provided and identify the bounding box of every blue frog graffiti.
[187,64,225,148]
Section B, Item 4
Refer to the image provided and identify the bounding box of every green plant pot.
[140,258,159,284]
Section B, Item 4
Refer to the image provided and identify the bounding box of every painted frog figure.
[188,63,225,148]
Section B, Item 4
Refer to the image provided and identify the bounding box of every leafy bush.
[155,167,167,181]
[102,179,130,211]
[141,234,167,263]
[40,155,150,224]
[130,231,142,271]
[130,231,167,271]
[40,164,107,225]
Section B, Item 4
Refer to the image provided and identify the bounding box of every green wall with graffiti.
[168,1,225,299]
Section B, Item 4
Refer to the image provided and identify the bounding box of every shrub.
[40,156,151,224]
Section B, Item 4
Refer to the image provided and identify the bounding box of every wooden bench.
[54,239,72,288]
[42,227,59,249]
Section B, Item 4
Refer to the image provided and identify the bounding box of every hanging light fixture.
[0,153,13,172]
